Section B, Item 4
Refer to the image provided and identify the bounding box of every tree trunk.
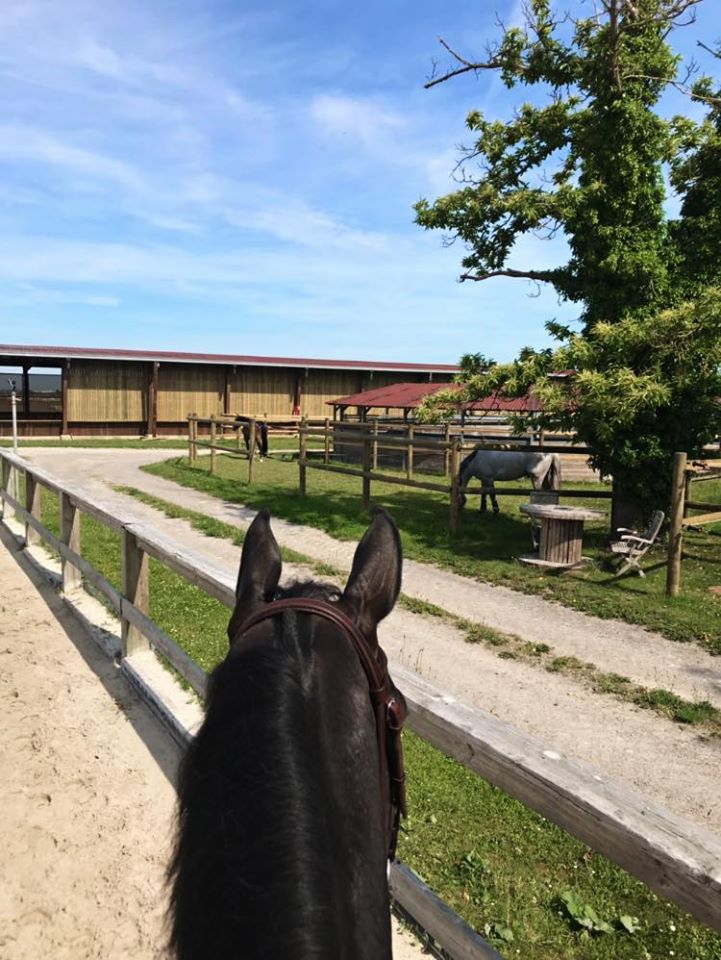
[610,482,645,539]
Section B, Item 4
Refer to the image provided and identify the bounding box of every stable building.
[0,344,457,437]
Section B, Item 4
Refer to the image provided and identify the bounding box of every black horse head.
[169,508,405,960]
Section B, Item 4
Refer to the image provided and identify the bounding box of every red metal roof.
[0,343,458,374]
[329,381,543,412]
[330,382,455,408]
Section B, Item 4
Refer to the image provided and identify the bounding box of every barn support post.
[299,417,307,496]
[449,439,461,535]
[59,492,82,593]
[209,417,217,474]
[362,429,371,509]
[407,423,414,480]
[121,529,150,657]
[223,366,231,416]
[666,451,688,597]
[24,471,42,547]
[146,361,159,438]
[22,365,30,419]
[372,419,379,471]
[61,359,70,437]
[248,418,256,483]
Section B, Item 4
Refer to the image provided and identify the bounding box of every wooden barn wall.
[67,360,146,421]
[299,371,365,416]
[228,368,296,416]
[157,364,225,420]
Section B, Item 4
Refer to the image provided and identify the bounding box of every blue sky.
[0,0,717,365]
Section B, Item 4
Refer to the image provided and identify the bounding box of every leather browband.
[235,596,406,860]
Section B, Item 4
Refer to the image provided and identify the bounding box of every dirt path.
[0,521,425,959]
[14,448,721,840]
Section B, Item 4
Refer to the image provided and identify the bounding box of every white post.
[10,382,18,455]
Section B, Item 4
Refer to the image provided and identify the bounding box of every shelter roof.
[0,343,458,375]
[328,381,544,412]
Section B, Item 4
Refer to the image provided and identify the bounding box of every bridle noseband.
[235,596,407,861]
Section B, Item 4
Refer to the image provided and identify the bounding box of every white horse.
[459,448,562,513]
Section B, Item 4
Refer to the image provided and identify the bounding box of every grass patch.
[142,454,721,656]
[27,485,721,958]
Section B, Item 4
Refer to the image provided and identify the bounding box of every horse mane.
[168,579,360,959]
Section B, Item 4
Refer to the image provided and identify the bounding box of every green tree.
[415,0,721,523]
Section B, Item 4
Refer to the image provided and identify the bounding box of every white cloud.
[311,94,405,146]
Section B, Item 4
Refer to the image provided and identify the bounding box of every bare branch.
[698,40,721,61]
[459,267,555,283]
[621,73,721,104]
[424,37,513,90]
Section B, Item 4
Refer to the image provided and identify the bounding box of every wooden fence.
[667,451,721,596]
[298,420,611,534]
[1,447,720,952]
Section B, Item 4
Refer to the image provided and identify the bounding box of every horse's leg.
[490,479,499,514]
[480,476,487,512]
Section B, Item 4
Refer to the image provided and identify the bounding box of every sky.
[0,0,718,366]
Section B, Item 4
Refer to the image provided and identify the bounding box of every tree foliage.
[416,0,721,511]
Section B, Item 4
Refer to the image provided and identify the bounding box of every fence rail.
[1,447,720,945]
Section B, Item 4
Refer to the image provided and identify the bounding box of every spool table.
[519,502,606,569]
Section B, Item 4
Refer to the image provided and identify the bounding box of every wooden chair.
[527,489,560,550]
[609,510,665,578]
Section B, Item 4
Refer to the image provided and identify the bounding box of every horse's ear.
[232,509,282,618]
[341,508,402,639]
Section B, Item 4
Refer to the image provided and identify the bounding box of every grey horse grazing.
[459,448,562,513]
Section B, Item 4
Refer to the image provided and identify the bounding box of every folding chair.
[609,509,665,578]
[527,489,560,551]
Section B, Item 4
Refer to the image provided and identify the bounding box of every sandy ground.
[21,448,721,833]
[0,517,426,959]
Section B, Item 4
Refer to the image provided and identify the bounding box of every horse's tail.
[544,453,562,491]
[259,422,269,456]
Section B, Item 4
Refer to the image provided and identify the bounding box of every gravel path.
[16,448,721,838]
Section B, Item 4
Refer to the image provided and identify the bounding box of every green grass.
[143,453,721,655]
[28,485,721,959]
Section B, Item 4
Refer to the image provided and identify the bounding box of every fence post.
[24,470,41,547]
[666,451,687,597]
[372,419,379,470]
[209,416,217,475]
[3,455,18,513]
[248,417,256,484]
[444,423,451,477]
[121,529,150,657]
[299,417,307,496]
[0,457,8,520]
[324,417,330,464]
[59,491,82,592]
[449,439,461,535]
[362,429,371,509]
[407,423,414,480]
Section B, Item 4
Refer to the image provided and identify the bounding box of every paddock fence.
[1,448,720,957]
[667,451,721,596]
[296,419,611,534]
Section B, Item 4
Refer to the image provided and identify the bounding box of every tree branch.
[459,267,555,283]
[425,37,512,89]
[621,74,721,103]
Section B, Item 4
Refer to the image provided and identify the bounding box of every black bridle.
[235,596,407,861]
